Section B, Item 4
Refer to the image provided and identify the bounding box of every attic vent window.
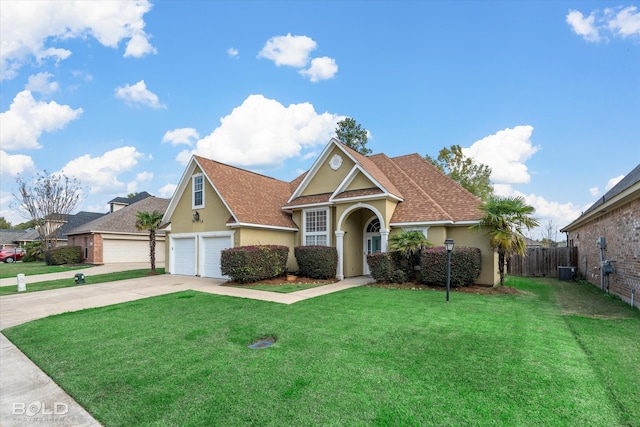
[329,154,343,170]
[193,174,204,209]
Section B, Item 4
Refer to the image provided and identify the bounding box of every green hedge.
[44,245,83,265]
[220,245,289,283]
[366,252,408,284]
[420,246,481,287]
[294,246,337,279]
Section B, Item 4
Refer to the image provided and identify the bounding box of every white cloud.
[463,125,540,185]
[258,34,317,67]
[124,32,157,58]
[606,174,624,191]
[299,57,338,82]
[59,146,144,193]
[0,90,83,151]
[606,6,640,38]
[0,189,24,226]
[589,186,599,197]
[25,72,59,94]
[566,10,600,42]
[178,94,339,168]
[491,183,581,238]
[158,183,177,198]
[0,0,155,80]
[126,171,154,194]
[0,150,36,179]
[567,6,640,43]
[162,128,199,146]
[227,48,239,57]
[519,192,581,225]
[114,80,166,109]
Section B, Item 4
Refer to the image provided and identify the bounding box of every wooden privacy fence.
[508,247,579,277]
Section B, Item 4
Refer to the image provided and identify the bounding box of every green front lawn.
[0,261,90,279]
[0,269,165,296]
[3,277,639,426]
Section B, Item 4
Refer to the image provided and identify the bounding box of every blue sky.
[1,1,639,240]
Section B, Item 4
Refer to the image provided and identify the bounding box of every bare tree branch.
[11,171,83,249]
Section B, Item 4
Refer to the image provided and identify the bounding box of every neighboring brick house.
[561,163,640,309]
[9,211,106,247]
[67,196,169,264]
[0,230,29,249]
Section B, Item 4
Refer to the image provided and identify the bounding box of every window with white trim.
[192,174,204,208]
[304,209,329,246]
[403,227,429,237]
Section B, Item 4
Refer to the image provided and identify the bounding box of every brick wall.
[73,233,104,264]
[566,198,639,309]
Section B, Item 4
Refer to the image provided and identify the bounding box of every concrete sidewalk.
[0,271,373,426]
[0,262,163,287]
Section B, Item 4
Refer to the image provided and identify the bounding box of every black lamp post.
[444,239,454,302]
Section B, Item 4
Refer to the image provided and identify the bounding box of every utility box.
[601,260,614,275]
[558,266,576,281]
[17,273,26,292]
[74,273,85,284]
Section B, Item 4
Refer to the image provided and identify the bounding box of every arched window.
[366,218,380,233]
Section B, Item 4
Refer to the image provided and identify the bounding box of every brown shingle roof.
[333,188,384,200]
[195,156,297,229]
[339,143,403,199]
[284,193,332,208]
[67,197,170,235]
[369,153,483,223]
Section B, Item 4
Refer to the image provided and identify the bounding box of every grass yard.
[0,268,165,296]
[3,277,639,426]
[0,261,90,279]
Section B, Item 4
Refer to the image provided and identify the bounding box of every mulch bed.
[367,281,523,295]
[225,276,338,287]
[225,276,520,295]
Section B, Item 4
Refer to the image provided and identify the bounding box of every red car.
[0,248,25,263]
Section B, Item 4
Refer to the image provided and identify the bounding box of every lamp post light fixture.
[444,238,454,302]
[193,211,200,222]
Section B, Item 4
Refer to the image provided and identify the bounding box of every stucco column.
[335,230,345,280]
[380,228,389,252]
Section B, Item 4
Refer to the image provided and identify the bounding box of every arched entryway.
[335,203,388,279]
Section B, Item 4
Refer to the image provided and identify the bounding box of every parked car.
[0,248,25,263]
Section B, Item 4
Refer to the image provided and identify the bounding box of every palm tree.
[471,196,539,286]
[135,210,164,273]
[389,230,433,278]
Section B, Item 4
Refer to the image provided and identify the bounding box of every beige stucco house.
[162,138,499,284]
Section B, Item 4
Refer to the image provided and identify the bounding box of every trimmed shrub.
[220,245,288,283]
[294,246,338,279]
[22,242,43,262]
[420,246,481,287]
[44,245,83,265]
[367,252,408,284]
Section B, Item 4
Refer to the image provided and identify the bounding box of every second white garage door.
[200,235,232,278]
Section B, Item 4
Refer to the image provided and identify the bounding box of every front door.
[363,217,382,275]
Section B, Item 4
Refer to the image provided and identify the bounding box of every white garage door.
[172,237,196,276]
[103,238,165,264]
[201,236,232,278]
